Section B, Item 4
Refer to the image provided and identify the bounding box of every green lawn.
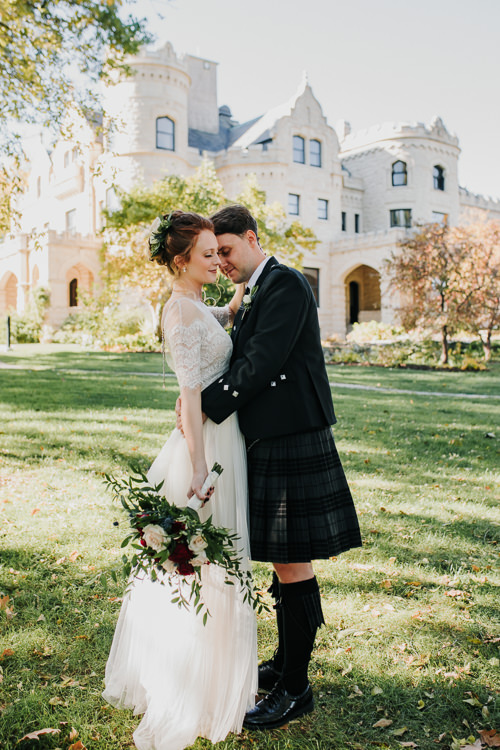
[0,345,499,750]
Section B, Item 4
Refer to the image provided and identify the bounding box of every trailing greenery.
[0,346,498,750]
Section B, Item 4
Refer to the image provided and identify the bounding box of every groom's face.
[216,231,261,284]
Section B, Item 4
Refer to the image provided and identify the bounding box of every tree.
[0,0,150,155]
[0,0,151,231]
[101,160,227,327]
[101,162,318,328]
[455,221,500,361]
[385,223,472,364]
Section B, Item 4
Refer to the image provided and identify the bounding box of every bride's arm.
[180,385,211,501]
[227,282,246,322]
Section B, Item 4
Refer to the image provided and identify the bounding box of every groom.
[201,205,362,731]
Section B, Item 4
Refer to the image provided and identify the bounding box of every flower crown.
[149,213,174,260]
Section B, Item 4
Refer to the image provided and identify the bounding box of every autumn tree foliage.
[101,161,318,327]
[385,221,500,364]
[456,221,500,361]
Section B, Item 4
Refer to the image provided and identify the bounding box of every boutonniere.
[242,285,258,313]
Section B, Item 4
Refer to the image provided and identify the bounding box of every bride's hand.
[228,283,247,320]
[187,466,215,503]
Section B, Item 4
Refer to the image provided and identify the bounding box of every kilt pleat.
[247,427,362,563]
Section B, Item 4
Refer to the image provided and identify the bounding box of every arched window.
[293,135,305,164]
[156,117,175,151]
[310,139,322,168]
[392,160,407,186]
[433,165,445,190]
[69,278,78,307]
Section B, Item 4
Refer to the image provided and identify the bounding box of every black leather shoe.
[258,659,282,692]
[243,682,314,730]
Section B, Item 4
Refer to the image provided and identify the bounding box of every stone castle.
[1,41,499,337]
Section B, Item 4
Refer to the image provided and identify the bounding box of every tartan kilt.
[246,427,362,563]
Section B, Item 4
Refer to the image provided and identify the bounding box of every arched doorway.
[0,272,18,312]
[349,281,359,324]
[345,265,381,330]
[65,264,94,308]
[69,278,78,307]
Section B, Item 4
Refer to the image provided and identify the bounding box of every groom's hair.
[210,204,259,240]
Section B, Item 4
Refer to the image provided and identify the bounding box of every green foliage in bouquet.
[104,472,266,625]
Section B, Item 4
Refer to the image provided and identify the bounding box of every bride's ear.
[174,255,185,273]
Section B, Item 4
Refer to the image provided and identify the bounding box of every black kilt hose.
[246,427,361,563]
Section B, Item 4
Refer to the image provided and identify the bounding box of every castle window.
[303,267,320,306]
[355,213,360,233]
[288,193,300,215]
[310,139,322,168]
[392,160,407,186]
[69,278,78,307]
[341,211,347,231]
[156,116,175,151]
[432,211,448,224]
[318,199,328,220]
[293,136,305,164]
[65,209,76,234]
[390,208,412,228]
[433,165,445,190]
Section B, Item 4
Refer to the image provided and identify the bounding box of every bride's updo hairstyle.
[149,210,214,275]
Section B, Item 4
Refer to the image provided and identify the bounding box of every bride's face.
[184,230,220,284]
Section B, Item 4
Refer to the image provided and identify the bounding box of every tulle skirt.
[103,415,258,750]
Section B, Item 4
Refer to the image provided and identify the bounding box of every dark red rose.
[177,561,195,576]
[140,539,147,547]
[169,542,193,563]
[171,521,186,533]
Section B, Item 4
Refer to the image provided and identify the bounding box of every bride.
[103,210,257,750]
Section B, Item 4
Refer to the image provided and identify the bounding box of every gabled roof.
[230,75,311,150]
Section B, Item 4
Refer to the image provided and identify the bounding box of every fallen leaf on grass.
[68,742,87,750]
[393,726,408,736]
[48,696,68,707]
[373,718,393,728]
[69,551,81,563]
[479,729,500,747]
[69,728,79,741]
[0,649,14,660]
[399,743,417,748]
[17,727,61,741]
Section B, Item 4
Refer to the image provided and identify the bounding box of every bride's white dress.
[103,295,257,750]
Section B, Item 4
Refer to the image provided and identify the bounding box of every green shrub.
[9,286,50,343]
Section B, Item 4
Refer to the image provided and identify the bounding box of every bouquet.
[105,470,265,624]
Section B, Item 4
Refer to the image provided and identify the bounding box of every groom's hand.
[175,396,207,435]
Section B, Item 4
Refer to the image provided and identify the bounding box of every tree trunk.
[481,330,492,362]
[440,325,449,365]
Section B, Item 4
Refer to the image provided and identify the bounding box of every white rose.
[143,524,168,552]
[162,558,176,573]
[191,550,208,566]
[188,534,208,554]
[242,294,252,306]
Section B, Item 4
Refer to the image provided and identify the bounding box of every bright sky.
[132,0,500,199]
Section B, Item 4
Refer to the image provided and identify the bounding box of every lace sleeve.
[209,304,231,328]
[163,299,206,390]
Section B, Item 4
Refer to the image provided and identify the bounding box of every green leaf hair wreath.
[149,213,174,260]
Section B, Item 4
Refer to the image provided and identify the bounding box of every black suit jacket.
[202,257,336,440]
